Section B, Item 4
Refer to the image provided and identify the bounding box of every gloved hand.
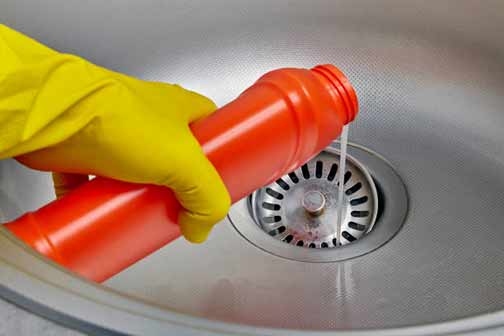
[0,24,230,243]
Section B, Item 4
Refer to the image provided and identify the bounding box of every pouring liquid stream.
[335,125,349,246]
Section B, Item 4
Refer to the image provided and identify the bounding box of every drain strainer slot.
[229,142,409,262]
[251,149,378,248]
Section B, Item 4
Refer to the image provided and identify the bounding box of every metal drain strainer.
[251,148,378,248]
[230,142,408,262]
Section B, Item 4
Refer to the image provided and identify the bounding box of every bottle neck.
[310,64,358,125]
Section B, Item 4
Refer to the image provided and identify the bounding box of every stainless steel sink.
[2,1,504,335]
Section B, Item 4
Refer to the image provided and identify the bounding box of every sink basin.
[2,1,504,335]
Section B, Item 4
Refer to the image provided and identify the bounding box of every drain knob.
[302,190,326,216]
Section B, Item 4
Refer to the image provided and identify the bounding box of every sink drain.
[250,148,378,248]
[228,142,408,262]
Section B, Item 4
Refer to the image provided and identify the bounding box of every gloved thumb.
[177,151,231,243]
[164,129,231,243]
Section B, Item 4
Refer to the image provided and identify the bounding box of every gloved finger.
[186,91,217,122]
[168,84,217,123]
[52,172,89,198]
[166,90,224,243]
[165,133,231,243]
[176,157,231,243]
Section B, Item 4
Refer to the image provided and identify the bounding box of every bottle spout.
[311,64,358,124]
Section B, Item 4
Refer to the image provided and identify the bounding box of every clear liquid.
[336,125,349,246]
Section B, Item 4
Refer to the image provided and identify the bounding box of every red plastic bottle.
[5,64,358,282]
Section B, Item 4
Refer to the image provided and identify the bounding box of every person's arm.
[0,24,230,243]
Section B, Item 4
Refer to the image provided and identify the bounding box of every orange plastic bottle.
[6,64,358,282]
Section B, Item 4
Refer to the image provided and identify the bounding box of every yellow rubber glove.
[0,24,230,243]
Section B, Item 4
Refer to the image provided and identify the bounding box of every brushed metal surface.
[0,298,82,336]
[1,0,504,334]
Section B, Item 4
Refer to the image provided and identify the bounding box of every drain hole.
[327,163,338,181]
[349,221,366,231]
[266,188,284,200]
[235,143,408,260]
[276,178,290,191]
[346,182,362,195]
[316,161,323,178]
[344,171,352,184]
[351,211,369,218]
[263,216,282,223]
[342,231,356,242]
[301,164,310,179]
[262,202,281,211]
[288,172,299,184]
[350,196,368,206]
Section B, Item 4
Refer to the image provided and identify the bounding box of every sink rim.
[2,228,504,336]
